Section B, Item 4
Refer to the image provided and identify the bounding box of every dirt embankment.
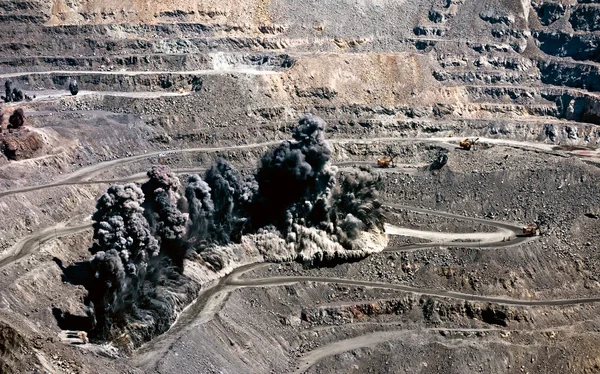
[47,0,271,26]
[0,108,45,161]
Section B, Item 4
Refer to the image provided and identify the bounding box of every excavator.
[377,155,396,168]
[377,153,399,168]
[377,146,399,168]
[459,137,479,151]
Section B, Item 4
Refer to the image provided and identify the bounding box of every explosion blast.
[82,115,387,346]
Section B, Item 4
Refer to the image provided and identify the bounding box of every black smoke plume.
[184,158,257,250]
[88,183,160,338]
[327,167,384,247]
[251,114,335,231]
[141,166,187,266]
[3,80,12,103]
[81,115,385,345]
[2,81,28,103]
[69,79,79,96]
[205,159,255,240]
[8,108,25,129]
[184,174,215,247]
[12,88,23,102]
[87,179,197,344]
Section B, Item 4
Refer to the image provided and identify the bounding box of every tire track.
[0,141,280,198]
[228,276,600,307]
[8,204,591,373]
[1,135,584,199]
[0,69,281,80]
[384,203,533,251]
[1,134,596,372]
[0,222,92,270]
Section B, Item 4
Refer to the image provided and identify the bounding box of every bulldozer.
[522,223,538,236]
[459,137,479,151]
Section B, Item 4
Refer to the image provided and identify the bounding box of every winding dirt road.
[5,90,192,105]
[0,141,280,198]
[1,134,598,373]
[0,68,281,80]
[0,222,92,270]
[132,264,264,370]
[136,239,600,374]
[385,223,511,243]
[3,196,597,373]
[130,204,589,373]
[2,135,589,199]
[291,322,600,374]
[291,330,414,374]
[229,275,600,307]
[384,203,532,251]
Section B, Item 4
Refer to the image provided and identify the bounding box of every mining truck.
[522,223,538,236]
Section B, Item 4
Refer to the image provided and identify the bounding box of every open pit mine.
[1,0,600,373]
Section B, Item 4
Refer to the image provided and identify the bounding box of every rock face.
[301,297,526,328]
[0,322,36,374]
[532,2,566,26]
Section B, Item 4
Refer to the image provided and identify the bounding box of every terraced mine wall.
[0,0,600,372]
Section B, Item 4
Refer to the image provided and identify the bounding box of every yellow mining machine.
[377,146,399,168]
[377,155,396,168]
[459,137,479,151]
